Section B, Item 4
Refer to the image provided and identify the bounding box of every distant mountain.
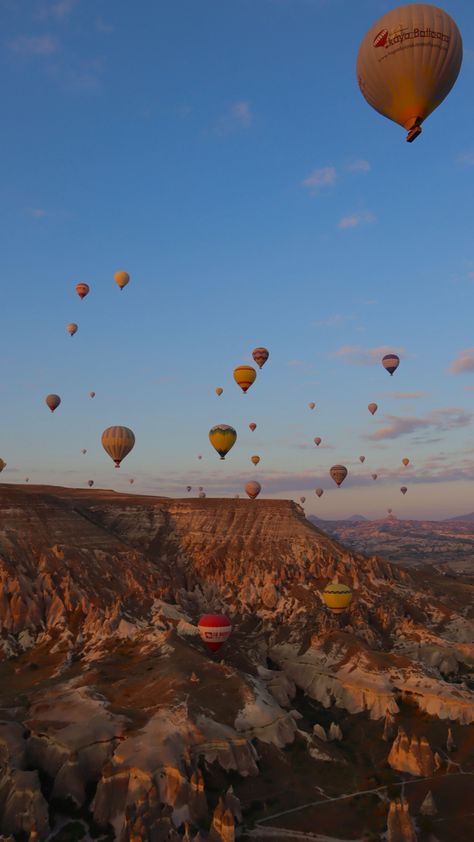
[444,512,474,522]
[347,513,368,522]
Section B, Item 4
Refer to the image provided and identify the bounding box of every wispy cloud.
[215,100,253,134]
[95,17,114,34]
[286,359,304,367]
[338,210,375,229]
[9,34,59,57]
[368,408,472,441]
[26,208,47,218]
[386,391,427,400]
[457,152,474,166]
[346,159,370,173]
[49,0,77,18]
[314,313,354,328]
[302,166,336,192]
[449,348,474,374]
[332,345,404,366]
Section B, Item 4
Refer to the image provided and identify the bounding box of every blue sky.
[1,0,474,519]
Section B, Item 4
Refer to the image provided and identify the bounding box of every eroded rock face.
[388,728,435,777]
[420,790,437,816]
[387,798,417,842]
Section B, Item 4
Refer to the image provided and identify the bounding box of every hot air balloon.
[198,455,202,460]
[89,391,95,398]
[252,347,269,369]
[245,480,261,499]
[388,508,393,514]
[198,614,232,653]
[81,449,87,455]
[25,477,29,483]
[101,426,135,467]
[359,456,366,464]
[249,423,257,432]
[198,486,203,492]
[129,478,135,484]
[114,271,130,290]
[209,425,237,460]
[400,486,408,495]
[382,354,400,376]
[250,455,260,466]
[330,465,348,487]
[371,473,378,480]
[215,387,223,396]
[356,3,463,142]
[368,403,378,415]
[308,402,316,410]
[233,365,256,393]
[0,459,6,473]
[45,394,61,413]
[88,480,94,487]
[75,282,90,300]
[314,437,322,446]
[322,580,353,614]
[300,496,306,504]
[66,322,78,337]
[186,485,192,492]
[402,458,410,467]
[315,488,324,498]
[199,491,206,498]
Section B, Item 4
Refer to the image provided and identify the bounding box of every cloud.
[95,17,114,33]
[457,152,474,166]
[215,100,253,134]
[49,0,77,17]
[26,208,47,218]
[338,210,375,229]
[9,34,59,57]
[314,313,354,328]
[368,408,472,441]
[347,159,370,173]
[302,166,336,191]
[286,359,304,367]
[387,391,427,400]
[449,348,474,374]
[332,345,404,366]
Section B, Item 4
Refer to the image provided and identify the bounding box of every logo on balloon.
[373,29,389,48]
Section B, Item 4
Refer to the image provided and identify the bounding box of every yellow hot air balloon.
[209,424,237,460]
[245,480,261,499]
[233,365,256,393]
[101,426,135,467]
[330,465,348,487]
[368,403,378,415]
[66,322,78,336]
[402,458,410,466]
[215,387,223,396]
[114,271,130,290]
[357,4,463,142]
[322,580,353,614]
[250,455,260,466]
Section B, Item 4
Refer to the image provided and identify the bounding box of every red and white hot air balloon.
[249,423,257,432]
[198,614,232,653]
[314,437,322,446]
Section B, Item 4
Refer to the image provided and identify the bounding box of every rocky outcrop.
[387,798,417,842]
[388,728,435,777]
[419,790,437,816]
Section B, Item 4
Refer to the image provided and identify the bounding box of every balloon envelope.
[245,480,261,499]
[250,455,260,466]
[252,347,269,369]
[101,426,135,467]
[314,437,322,446]
[46,394,61,413]
[300,496,306,504]
[209,425,237,460]
[66,323,78,336]
[315,488,324,498]
[114,271,130,290]
[357,3,463,142]
[198,614,232,652]
[186,486,192,492]
[402,458,410,466]
[330,465,348,487]
[371,473,378,480]
[249,423,257,432]
[322,581,353,614]
[0,459,6,473]
[308,402,316,410]
[215,387,223,396]
[382,353,400,375]
[359,456,366,463]
[233,365,256,393]
[400,486,408,495]
[368,403,378,415]
[89,391,95,398]
[88,480,94,487]
[75,282,90,300]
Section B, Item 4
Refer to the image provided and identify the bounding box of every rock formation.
[419,790,438,816]
[388,728,435,777]
[387,798,417,842]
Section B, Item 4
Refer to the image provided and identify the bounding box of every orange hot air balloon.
[249,423,257,432]
[400,486,408,495]
[66,322,78,337]
[382,353,400,375]
[357,4,463,142]
[215,387,223,396]
[233,365,256,393]
[308,402,316,410]
[198,614,232,653]
[87,480,94,487]
[315,488,324,498]
[314,437,322,446]
[330,465,348,487]
[101,426,135,467]
[45,394,61,413]
[252,347,269,369]
[359,455,366,464]
[114,271,130,290]
[245,480,261,499]
[368,403,378,415]
[75,282,90,300]
[250,455,260,466]
[402,458,410,467]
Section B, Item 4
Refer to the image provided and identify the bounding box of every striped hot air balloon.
[101,426,135,467]
[330,465,348,487]
[252,347,269,369]
[233,365,257,393]
[322,580,353,614]
[382,354,400,375]
[209,425,237,460]
[198,614,232,653]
